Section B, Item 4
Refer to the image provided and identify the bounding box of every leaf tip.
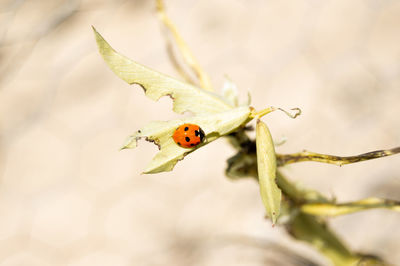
[121,135,138,150]
[91,25,100,38]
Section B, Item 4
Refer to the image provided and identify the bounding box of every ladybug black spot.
[195,130,199,136]
[177,142,181,146]
[185,137,190,142]
[199,128,205,142]
[190,143,195,147]
[184,127,189,131]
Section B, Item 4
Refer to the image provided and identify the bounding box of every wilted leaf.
[226,152,258,179]
[93,27,232,115]
[256,120,281,225]
[124,106,251,174]
[301,197,400,217]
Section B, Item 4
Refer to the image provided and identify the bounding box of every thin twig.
[277,146,400,166]
[301,197,400,217]
[165,42,196,85]
[249,107,301,119]
[155,0,214,91]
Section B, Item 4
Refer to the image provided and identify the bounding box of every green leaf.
[256,120,281,225]
[93,26,233,115]
[124,106,251,174]
[301,197,400,217]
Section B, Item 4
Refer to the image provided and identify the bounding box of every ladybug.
[173,123,205,148]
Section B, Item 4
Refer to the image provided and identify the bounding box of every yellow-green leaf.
[93,26,232,115]
[256,120,281,225]
[301,197,400,217]
[124,106,251,174]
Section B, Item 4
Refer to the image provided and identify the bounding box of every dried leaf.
[93,27,232,115]
[124,106,251,174]
[256,120,281,225]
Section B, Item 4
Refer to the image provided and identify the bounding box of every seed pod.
[256,119,281,226]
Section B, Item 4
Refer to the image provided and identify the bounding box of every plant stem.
[277,147,400,166]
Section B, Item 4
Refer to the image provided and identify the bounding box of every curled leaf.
[93,27,232,115]
[124,106,251,174]
[256,120,281,225]
[301,197,400,217]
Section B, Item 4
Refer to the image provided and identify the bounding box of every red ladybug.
[173,123,205,148]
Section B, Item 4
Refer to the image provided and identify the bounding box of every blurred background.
[0,0,399,265]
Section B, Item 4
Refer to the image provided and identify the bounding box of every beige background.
[0,0,399,265]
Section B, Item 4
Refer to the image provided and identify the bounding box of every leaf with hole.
[124,106,251,174]
[93,27,233,115]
